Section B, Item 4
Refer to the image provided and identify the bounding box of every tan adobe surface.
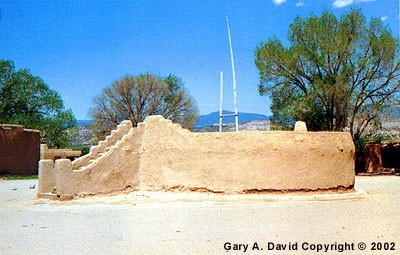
[40,144,81,162]
[38,116,355,199]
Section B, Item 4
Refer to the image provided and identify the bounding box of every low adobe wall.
[0,125,40,175]
[40,144,82,162]
[138,117,355,192]
[38,116,355,198]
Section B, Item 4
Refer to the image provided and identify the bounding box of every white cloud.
[381,16,388,21]
[333,0,353,8]
[272,0,287,5]
[295,1,306,7]
[332,0,376,8]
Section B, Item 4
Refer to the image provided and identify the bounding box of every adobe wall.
[355,142,400,174]
[138,116,355,192]
[38,122,143,196]
[40,144,82,161]
[38,116,355,198]
[0,125,40,175]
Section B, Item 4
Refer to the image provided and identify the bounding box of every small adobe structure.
[40,144,81,162]
[0,124,82,176]
[356,141,400,174]
[38,115,355,199]
[0,124,40,175]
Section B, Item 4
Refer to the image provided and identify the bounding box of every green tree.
[255,9,400,141]
[90,73,198,140]
[0,60,77,148]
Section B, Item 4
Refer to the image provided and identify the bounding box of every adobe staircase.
[38,116,356,200]
[38,120,142,199]
[72,120,133,170]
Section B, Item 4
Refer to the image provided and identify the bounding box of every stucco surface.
[38,115,355,198]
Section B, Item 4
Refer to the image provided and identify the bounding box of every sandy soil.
[0,176,399,254]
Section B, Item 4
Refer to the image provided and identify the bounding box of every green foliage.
[354,137,368,150]
[255,9,400,140]
[269,122,294,131]
[71,146,90,156]
[0,60,77,148]
[0,174,38,180]
[90,73,199,141]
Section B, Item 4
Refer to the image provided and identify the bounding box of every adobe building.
[0,124,40,175]
[38,116,356,199]
[356,141,400,174]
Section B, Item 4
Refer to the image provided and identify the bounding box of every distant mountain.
[195,111,270,128]
[194,119,271,132]
[383,105,400,118]
[77,112,270,129]
[77,120,92,127]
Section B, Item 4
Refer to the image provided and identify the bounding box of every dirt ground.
[0,176,399,255]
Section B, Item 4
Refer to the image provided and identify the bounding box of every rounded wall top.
[294,121,308,132]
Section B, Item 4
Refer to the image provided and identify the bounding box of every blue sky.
[0,0,399,119]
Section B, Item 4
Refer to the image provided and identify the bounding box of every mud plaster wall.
[0,125,40,175]
[139,116,355,192]
[355,142,400,173]
[38,116,355,197]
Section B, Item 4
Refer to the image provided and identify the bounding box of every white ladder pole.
[219,71,223,132]
[226,16,239,132]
